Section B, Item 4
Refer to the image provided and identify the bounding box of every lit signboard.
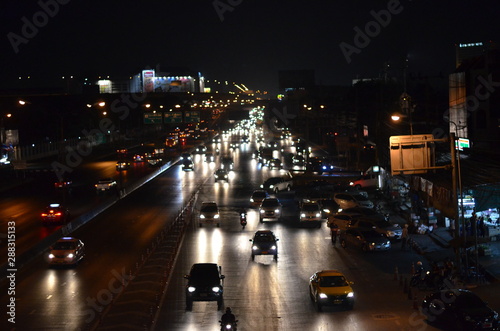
[143,112,162,124]
[164,112,183,124]
[184,111,200,123]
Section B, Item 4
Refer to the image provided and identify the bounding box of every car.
[267,158,282,170]
[41,203,70,225]
[214,168,229,182]
[327,212,363,231]
[95,178,117,193]
[299,201,323,225]
[317,198,341,219]
[181,159,194,171]
[349,173,379,189]
[54,179,72,189]
[205,152,215,163]
[180,152,192,161]
[421,289,499,330]
[250,190,269,207]
[194,145,207,154]
[132,154,145,162]
[339,228,391,251]
[309,270,354,311]
[220,157,234,170]
[199,201,220,227]
[250,230,279,261]
[260,175,293,193]
[48,237,85,266]
[116,160,131,170]
[259,198,282,222]
[184,263,225,310]
[147,157,163,167]
[333,192,374,209]
[349,217,403,240]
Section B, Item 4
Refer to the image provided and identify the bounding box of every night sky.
[1,0,498,94]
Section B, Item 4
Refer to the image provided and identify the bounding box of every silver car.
[259,198,282,222]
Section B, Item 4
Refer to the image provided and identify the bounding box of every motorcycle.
[219,320,238,331]
[240,212,247,229]
[410,270,448,290]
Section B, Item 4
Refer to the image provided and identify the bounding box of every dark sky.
[1,0,498,94]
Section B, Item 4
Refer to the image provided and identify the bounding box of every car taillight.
[41,213,47,217]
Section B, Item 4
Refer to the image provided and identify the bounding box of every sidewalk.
[380,195,500,283]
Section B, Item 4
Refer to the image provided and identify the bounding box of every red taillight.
[41,213,47,217]
[55,212,62,216]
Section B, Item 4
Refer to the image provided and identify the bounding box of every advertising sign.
[142,70,155,93]
[184,111,200,123]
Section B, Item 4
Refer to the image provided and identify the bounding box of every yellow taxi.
[309,270,354,311]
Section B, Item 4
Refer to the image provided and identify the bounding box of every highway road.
[2,127,499,331]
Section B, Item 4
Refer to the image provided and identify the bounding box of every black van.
[184,263,225,310]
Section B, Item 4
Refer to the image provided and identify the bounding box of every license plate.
[333,299,342,304]
[262,251,268,254]
[200,293,207,297]
[482,322,492,328]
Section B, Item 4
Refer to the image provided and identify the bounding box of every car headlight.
[212,286,220,293]
[369,242,376,247]
[301,213,306,218]
[275,209,280,213]
[319,293,328,299]
[67,253,74,258]
[260,185,264,188]
[323,209,330,214]
[188,286,196,293]
[269,185,274,189]
[347,292,354,298]
[349,182,354,186]
[387,231,395,236]
[250,198,254,202]
[271,245,276,250]
[315,213,321,217]
[200,214,206,219]
[260,209,265,213]
[252,245,259,250]
[214,214,220,219]
[48,254,54,259]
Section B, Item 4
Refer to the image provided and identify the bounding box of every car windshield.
[264,178,282,185]
[201,205,218,212]
[320,276,348,287]
[254,234,274,242]
[303,204,320,211]
[53,242,76,250]
[261,199,279,207]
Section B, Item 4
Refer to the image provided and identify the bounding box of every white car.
[48,237,85,266]
[199,202,220,227]
[259,198,282,222]
[334,192,374,209]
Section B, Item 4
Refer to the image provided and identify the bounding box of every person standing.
[401,224,409,250]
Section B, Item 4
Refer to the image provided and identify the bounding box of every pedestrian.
[401,224,409,250]
[478,217,485,237]
[329,222,339,245]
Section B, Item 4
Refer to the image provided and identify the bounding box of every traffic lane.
[0,164,207,330]
[0,155,169,262]
[154,203,440,331]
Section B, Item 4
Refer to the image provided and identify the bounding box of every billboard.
[389,134,434,175]
[142,70,155,93]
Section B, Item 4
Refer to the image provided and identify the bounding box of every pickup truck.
[95,178,117,193]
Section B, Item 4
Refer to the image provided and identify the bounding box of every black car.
[214,168,229,182]
[339,228,391,252]
[422,289,499,330]
[250,230,279,261]
[181,159,194,171]
[184,263,225,310]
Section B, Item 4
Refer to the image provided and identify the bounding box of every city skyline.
[1,0,498,95]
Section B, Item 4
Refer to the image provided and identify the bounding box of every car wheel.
[344,301,354,310]
[217,298,223,310]
[199,223,202,227]
[355,184,362,190]
[217,223,220,227]
[274,188,279,194]
[274,254,278,261]
[186,299,193,311]
[341,240,347,248]
[259,217,263,223]
[251,254,255,261]
[316,296,322,312]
